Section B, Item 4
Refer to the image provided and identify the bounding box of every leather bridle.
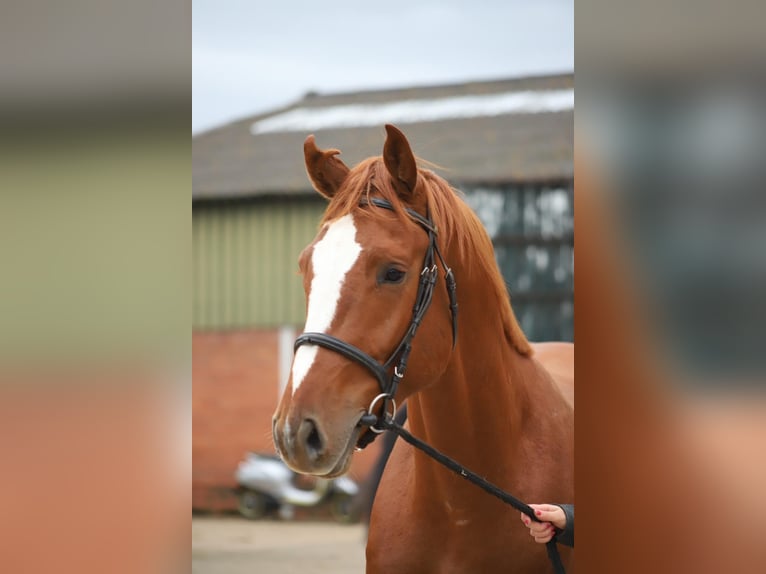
[293,197,458,449]
[292,197,567,573]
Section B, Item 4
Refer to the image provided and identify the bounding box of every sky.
[192,0,573,134]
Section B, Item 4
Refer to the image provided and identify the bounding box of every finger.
[529,524,554,539]
[540,524,555,538]
[533,507,565,529]
[534,509,558,521]
[534,533,553,543]
[529,503,559,514]
[530,519,555,531]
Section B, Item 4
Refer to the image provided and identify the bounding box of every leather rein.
[292,197,565,574]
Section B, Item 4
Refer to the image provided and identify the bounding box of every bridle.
[293,197,458,449]
[292,196,566,573]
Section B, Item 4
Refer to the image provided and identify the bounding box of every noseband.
[293,197,458,449]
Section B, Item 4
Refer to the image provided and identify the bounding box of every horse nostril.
[300,418,324,460]
[307,424,322,452]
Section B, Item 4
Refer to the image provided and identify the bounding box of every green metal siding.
[193,198,325,329]
[193,184,573,341]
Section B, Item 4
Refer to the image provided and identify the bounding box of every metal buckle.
[366,393,397,434]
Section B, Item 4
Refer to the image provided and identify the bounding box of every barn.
[192,72,574,511]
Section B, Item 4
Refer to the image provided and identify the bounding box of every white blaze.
[291,214,362,395]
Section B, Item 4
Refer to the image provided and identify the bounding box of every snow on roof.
[251,89,574,135]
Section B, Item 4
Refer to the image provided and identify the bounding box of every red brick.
[193,329,381,512]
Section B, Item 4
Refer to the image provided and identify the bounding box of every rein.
[366,414,566,574]
[293,198,565,574]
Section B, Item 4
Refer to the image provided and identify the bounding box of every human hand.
[520,504,566,544]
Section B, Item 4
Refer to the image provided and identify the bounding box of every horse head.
[272,125,456,476]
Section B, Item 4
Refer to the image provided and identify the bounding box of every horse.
[272,124,574,573]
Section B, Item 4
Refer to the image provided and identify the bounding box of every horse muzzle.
[272,410,360,477]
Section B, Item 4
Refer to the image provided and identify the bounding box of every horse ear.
[304,135,350,199]
[383,124,418,197]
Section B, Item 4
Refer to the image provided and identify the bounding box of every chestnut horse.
[273,125,574,573]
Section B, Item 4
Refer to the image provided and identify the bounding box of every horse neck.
[407,270,539,496]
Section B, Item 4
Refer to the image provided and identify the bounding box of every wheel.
[330,493,359,524]
[237,489,269,520]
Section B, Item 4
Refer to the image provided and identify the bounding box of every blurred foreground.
[192,517,366,574]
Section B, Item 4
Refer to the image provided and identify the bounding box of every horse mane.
[321,157,532,356]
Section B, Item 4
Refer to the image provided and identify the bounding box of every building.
[192,73,573,511]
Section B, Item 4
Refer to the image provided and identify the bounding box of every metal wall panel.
[193,198,325,329]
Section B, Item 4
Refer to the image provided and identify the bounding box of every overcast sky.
[192,0,573,134]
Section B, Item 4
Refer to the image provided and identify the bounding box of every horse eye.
[382,267,406,284]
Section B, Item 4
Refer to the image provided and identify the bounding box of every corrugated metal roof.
[193,73,573,200]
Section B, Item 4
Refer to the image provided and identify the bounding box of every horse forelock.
[320,156,532,356]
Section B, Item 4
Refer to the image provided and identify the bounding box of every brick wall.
[192,329,381,512]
